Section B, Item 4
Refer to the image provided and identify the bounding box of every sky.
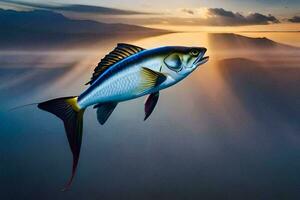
[1,0,300,31]
[4,0,299,15]
[6,0,299,14]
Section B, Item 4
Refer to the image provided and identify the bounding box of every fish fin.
[94,102,118,125]
[37,96,85,191]
[138,67,167,94]
[144,91,159,121]
[86,43,145,85]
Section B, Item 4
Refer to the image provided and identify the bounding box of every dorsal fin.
[86,43,145,85]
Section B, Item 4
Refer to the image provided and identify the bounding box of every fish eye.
[190,49,199,56]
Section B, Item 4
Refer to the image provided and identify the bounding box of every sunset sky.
[1,0,300,31]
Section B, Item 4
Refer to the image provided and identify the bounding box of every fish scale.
[79,66,142,106]
[37,43,209,190]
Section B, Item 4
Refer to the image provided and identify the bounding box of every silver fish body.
[78,51,164,108]
[77,46,208,108]
[37,44,209,190]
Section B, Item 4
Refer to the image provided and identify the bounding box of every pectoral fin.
[144,91,160,121]
[138,67,166,94]
[94,102,118,125]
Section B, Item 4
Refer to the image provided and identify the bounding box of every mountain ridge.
[0,8,169,49]
[209,33,299,50]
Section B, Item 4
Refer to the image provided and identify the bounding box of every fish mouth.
[193,50,209,67]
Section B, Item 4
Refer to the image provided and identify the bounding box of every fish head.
[162,46,209,80]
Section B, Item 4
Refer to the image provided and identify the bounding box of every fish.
[37,43,209,190]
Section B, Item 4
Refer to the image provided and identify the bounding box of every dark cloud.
[208,8,237,18]
[246,13,279,24]
[288,16,300,23]
[123,8,280,26]
[0,1,281,27]
[181,8,194,15]
[1,0,151,15]
[44,4,151,15]
[116,8,280,26]
[207,8,280,25]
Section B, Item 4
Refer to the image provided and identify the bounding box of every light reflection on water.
[0,32,300,199]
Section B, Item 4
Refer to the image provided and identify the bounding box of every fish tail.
[37,96,85,191]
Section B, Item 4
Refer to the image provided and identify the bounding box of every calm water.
[0,32,299,200]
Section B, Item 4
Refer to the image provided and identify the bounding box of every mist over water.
[0,32,299,199]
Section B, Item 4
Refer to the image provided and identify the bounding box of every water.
[0,32,299,199]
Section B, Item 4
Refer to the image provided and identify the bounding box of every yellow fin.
[137,67,166,94]
[66,97,81,112]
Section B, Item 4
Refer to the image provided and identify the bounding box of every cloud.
[206,8,280,25]
[207,8,237,18]
[1,0,151,15]
[133,8,280,26]
[109,7,280,26]
[43,4,150,15]
[181,8,194,15]
[0,1,281,27]
[288,16,300,23]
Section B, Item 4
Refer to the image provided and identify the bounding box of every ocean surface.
[0,32,299,200]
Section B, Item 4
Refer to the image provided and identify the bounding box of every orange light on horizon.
[145,23,300,33]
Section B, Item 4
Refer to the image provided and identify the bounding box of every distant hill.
[0,9,169,50]
[208,33,299,51]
